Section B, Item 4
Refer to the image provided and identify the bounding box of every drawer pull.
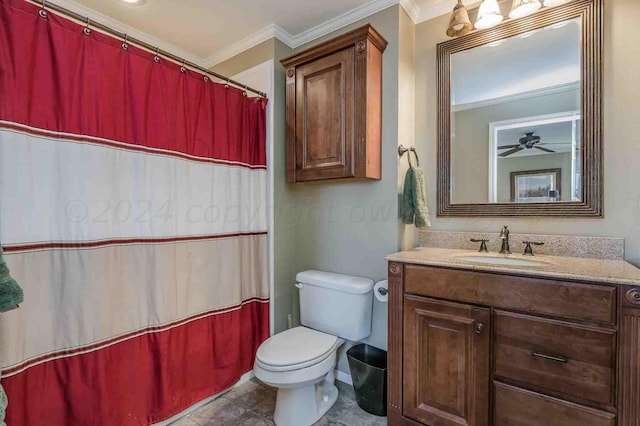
[531,352,568,363]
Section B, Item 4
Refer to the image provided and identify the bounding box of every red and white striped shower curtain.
[0,0,270,424]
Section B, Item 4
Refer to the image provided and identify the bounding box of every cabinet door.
[295,47,354,181]
[403,296,490,426]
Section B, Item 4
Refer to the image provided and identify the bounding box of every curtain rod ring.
[243,85,248,97]
[84,18,91,35]
[153,48,160,63]
[180,59,186,73]
[122,34,129,50]
[39,0,48,18]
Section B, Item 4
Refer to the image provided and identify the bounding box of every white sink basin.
[456,255,548,268]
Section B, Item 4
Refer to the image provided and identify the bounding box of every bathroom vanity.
[385,248,640,426]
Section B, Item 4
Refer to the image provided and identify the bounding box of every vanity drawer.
[494,382,616,426]
[494,311,616,405]
[404,265,617,324]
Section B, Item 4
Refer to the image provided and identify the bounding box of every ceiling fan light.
[475,0,504,30]
[509,0,541,19]
[447,0,473,37]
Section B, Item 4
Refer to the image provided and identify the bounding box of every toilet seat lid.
[256,327,339,368]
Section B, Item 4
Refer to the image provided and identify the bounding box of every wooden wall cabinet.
[388,262,640,426]
[281,25,387,183]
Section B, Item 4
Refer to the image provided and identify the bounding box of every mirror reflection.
[450,17,581,204]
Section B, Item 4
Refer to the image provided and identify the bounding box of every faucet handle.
[470,238,489,253]
[523,241,544,256]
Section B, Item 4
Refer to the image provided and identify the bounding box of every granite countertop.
[385,247,640,286]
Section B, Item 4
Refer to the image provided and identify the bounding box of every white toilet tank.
[296,270,374,341]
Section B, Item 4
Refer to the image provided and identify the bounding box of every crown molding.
[399,0,421,22]
[203,24,295,68]
[452,81,580,112]
[290,0,399,48]
[205,0,412,68]
[40,0,204,65]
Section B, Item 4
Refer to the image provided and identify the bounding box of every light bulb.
[509,0,541,19]
[475,0,504,30]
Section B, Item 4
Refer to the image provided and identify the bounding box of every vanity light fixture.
[121,0,147,5]
[446,0,473,37]
[509,0,542,19]
[475,0,504,30]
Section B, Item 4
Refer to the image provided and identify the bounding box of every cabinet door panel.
[403,295,490,426]
[295,47,354,181]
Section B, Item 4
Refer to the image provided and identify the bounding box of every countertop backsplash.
[419,230,625,260]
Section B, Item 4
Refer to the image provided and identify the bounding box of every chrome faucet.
[499,226,511,254]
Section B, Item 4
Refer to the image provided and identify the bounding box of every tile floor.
[170,378,387,426]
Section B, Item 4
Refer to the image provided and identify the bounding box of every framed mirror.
[437,0,603,217]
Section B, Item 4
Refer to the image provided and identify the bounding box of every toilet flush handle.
[295,283,303,289]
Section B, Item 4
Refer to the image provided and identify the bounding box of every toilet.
[253,270,374,426]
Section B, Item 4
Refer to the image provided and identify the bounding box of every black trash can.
[346,343,387,416]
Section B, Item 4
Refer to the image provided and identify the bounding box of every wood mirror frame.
[437,0,603,217]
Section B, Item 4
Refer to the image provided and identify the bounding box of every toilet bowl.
[253,270,375,426]
[254,327,345,426]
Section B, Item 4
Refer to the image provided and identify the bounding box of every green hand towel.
[0,382,7,426]
[402,166,431,228]
[402,167,416,224]
[0,245,23,313]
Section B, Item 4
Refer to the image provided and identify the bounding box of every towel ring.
[398,145,420,168]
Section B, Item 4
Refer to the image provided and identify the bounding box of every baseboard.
[335,369,353,386]
[153,370,255,426]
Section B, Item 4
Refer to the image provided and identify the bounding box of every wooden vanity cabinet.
[388,262,640,426]
[281,25,387,183]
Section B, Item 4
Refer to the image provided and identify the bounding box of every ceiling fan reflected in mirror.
[498,132,557,157]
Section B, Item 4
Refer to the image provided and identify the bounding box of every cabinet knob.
[474,322,485,334]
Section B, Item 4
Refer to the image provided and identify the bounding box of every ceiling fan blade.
[499,147,524,157]
[534,146,556,153]
[498,144,520,150]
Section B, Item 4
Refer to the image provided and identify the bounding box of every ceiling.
[51,0,451,67]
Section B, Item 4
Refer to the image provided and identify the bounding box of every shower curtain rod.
[29,0,268,98]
